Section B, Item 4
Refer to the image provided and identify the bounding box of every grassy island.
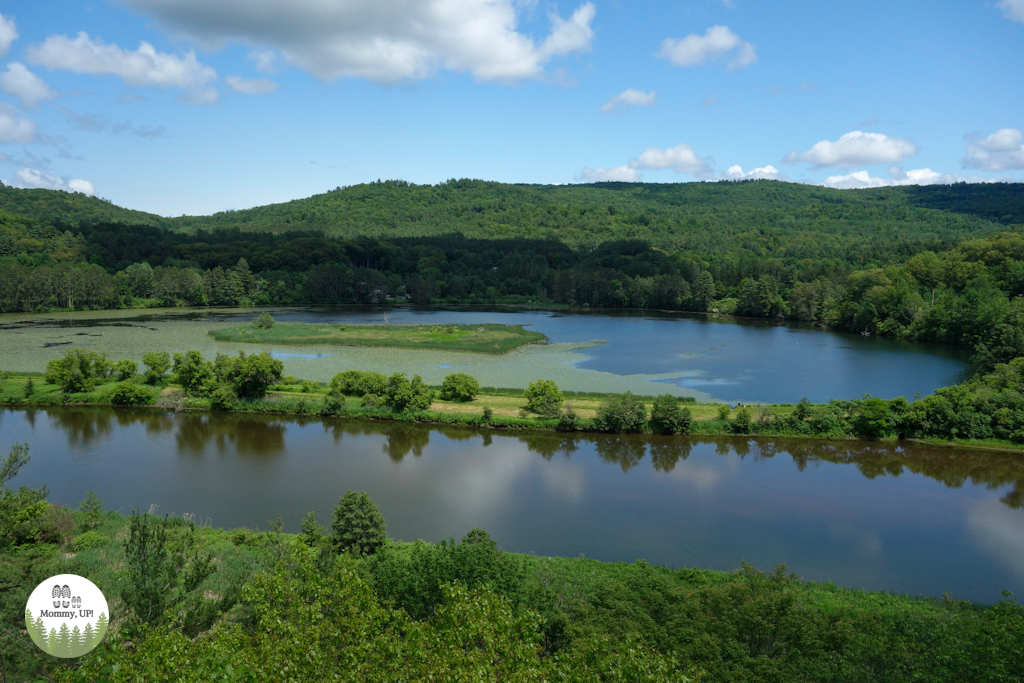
[209,322,546,354]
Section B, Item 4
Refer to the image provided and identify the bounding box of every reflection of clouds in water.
[667,457,738,491]
[537,459,585,503]
[828,522,883,558]
[968,498,1024,577]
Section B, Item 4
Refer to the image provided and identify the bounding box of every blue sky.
[0,0,1022,216]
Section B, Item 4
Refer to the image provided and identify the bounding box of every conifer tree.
[69,625,84,657]
[94,612,109,643]
[57,623,71,657]
[25,608,43,648]
[82,622,95,653]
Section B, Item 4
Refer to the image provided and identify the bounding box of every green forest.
[2,180,1024,372]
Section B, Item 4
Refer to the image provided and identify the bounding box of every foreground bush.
[331,491,388,556]
[330,369,388,397]
[44,349,111,393]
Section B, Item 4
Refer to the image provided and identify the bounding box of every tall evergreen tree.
[69,625,84,657]
[82,622,95,653]
[57,623,71,657]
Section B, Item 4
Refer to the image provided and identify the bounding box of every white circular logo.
[24,574,109,658]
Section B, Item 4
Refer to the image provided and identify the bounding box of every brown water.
[3,406,1022,604]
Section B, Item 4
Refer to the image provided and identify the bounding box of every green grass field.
[209,322,546,354]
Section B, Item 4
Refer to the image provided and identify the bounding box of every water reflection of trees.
[34,408,1024,510]
[174,414,287,458]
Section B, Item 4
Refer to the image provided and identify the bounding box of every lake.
[0,306,970,403]
[4,407,1023,604]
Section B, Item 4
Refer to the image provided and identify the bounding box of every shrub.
[717,404,731,420]
[23,376,34,397]
[72,530,108,552]
[482,406,493,423]
[853,397,893,439]
[231,352,284,399]
[524,379,563,417]
[253,312,276,329]
[142,351,172,385]
[44,348,110,393]
[440,372,480,402]
[330,370,389,397]
[209,383,239,411]
[385,373,432,412]
[732,407,752,434]
[114,359,138,381]
[361,393,383,408]
[173,350,216,397]
[104,381,156,406]
[650,394,692,434]
[330,491,388,556]
[556,406,579,432]
[79,490,104,530]
[594,392,647,433]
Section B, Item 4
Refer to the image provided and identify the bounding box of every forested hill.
[166,179,1024,248]
[0,184,163,228]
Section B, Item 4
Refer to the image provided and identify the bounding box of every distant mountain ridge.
[2,180,1023,250]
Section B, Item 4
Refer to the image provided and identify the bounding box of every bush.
[440,372,480,402]
[231,352,284,399]
[114,359,138,381]
[142,351,171,384]
[853,397,893,439]
[556,406,579,432]
[173,350,216,397]
[209,383,239,411]
[72,530,108,552]
[365,528,525,621]
[650,394,692,434]
[524,379,563,417]
[482,406,493,423]
[594,392,647,433]
[79,490,104,530]
[253,312,276,329]
[44,348,110,393]
[732,407,752,434]
[104,381,156,406]
[717,404,731,420]
[385,373,432,412]
[330,370,389,397]
[23,376,34,397]
[330,491,388,556]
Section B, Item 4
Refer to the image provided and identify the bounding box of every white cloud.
[786,130,918,168]
[27,32,218,103]
[600,88,656,112]
[247,49,278,74]
[120,0,596,83]
[723,164,781,180]
[702,94,718,109]
[579,142,714,182]
[0,62,56,107]
[963,128,1024,171]
[717,0,735,8]
[0,14,16,59]
[629,143,713,175]
[656,25,757,72]
[14,168,94,194]
[226,75,278,94]
[577,165,639,182]
[0,103,36,142]
[824,167,1000,189]
[997,0,1024,23]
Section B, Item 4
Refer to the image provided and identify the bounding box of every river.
[4,407,1022,604]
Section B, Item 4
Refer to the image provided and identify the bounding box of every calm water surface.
[0,307,969,403]
[4,407,1023,604]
